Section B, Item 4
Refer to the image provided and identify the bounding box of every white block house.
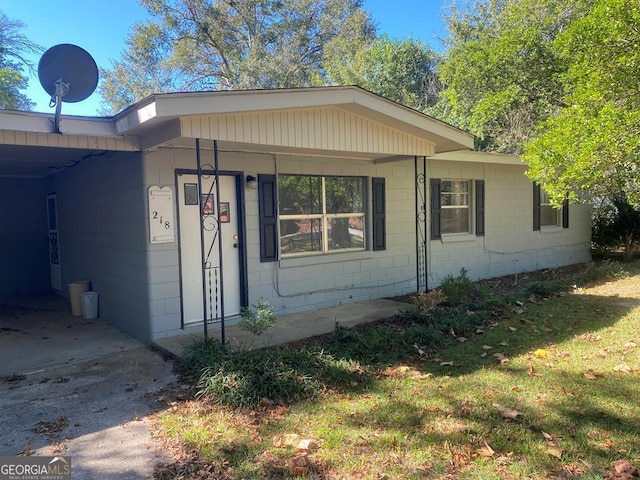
[0,86,591,342]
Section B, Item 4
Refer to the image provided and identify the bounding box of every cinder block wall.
[52,152,152,340]
[426,159,591,287]
[143,149,592,340]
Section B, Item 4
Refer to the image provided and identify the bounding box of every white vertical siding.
[180,107,436,157]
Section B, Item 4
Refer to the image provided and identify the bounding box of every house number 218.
[152,211,171,229]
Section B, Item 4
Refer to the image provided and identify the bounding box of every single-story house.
[0,86,591,343]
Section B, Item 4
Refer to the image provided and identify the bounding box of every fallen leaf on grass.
[493,403,521,420]
[482,345,493,350]
[547,445,564,459]
[493,353,509,364]
[533,349,548,359]
[584,369,600,380]
[541,431,563,459]
[289,453,309,476]
[273,433,318,452]
[440,361,454,367]
[608,459,639,479]
[528,365,543,377]
[475,441,495,458]
[580,332,602,342]
[613,363,632,374]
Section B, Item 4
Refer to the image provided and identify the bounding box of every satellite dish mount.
[38,44,98,134]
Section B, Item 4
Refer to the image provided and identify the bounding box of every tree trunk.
[624,232,635,262]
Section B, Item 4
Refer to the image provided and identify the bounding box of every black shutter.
[430,178,441,240]
[562,197,569,229]
[475,180,485,236]
[372,177,386,251]
[258,174,278,262]
[533,183,541,231]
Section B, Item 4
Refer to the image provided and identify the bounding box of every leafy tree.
[437,0,593,153]
[100,0,375,114]
[524,0,640,207]
[0,11,42,110]
[324,35,441,112]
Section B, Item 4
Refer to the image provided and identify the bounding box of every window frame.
[278,174,367,258]
[440,179,472,236]
[533,183,569,231]
[539,189,561,228]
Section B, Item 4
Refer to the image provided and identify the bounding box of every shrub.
[414,289,447,314]
[237,298,276,336]
[523,279,571,298]
[440,268,473,306]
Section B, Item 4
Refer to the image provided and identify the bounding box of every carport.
[0,111,138,344]
[0,293,145,377]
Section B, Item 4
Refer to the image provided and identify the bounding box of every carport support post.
[196,138,208,340]
[415,155,428,292]
[213,140,226,345]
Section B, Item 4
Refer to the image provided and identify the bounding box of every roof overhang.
[0,86,475,177]
[114,86,474,157]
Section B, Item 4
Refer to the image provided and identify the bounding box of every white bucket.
[68,280,90,316]
[81,291,99,320]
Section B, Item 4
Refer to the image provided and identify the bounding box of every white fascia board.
[0,109,118,137]
[114,98,159,134]
[432,151,525,166]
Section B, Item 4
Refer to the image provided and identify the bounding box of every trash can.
[68,280,90,316]
[81,291,99,320]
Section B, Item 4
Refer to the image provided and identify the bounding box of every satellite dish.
[38,44,98,133]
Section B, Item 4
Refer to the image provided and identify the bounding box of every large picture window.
[278,175,365,257]
[441,180,471,235]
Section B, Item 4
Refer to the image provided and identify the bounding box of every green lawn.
[153,261,640,479]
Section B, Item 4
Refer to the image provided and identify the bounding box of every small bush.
[440,268,473,306]
[414,289,447,314]
[237,298,276,336]
[523,279,571,298]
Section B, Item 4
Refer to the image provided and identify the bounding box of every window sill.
[440,233,477,243]
[540,225,563,233]
[279,250,372,268]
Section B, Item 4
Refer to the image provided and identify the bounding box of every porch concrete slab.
[153,298,407,357]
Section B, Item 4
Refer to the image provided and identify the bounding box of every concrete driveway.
[0,294,178,479]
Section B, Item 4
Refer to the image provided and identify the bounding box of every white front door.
[177,173,242,325]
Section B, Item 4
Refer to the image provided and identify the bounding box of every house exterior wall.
[142,147,591,341]
[426,159,592,287]
[140,147,418,339]
[0,177,49,295]
[42,146,592,343]
[51,152,152,340]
